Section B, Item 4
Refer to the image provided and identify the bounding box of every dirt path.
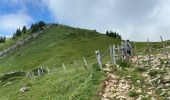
[101,72,135,100]
[100,51,170,100]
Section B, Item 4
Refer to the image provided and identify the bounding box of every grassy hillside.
[0,24,123,99]
[0,25,123,73]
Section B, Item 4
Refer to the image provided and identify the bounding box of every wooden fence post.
[147,39,151,68]
[38,69,41,76]
[95,50,102,70]
[31,72,34,77]
[110,45,114,64]
[121,41,124,61]
[113,45,116,64]
[83,57,88,69]
[47,67,50,75]
[62,64,66,70]
[117,45,121,60]
[134,42,139,67]
[41,67,44,74]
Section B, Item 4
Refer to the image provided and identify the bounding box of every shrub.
[25,80,33,87]
[15,28,22,36]
[155,89,162,95]
[22,26,27,34]
[0,71,26,82]
[135,67,147,72]
[128,91,139,97]
[38,21,46,30]
[92,63,101,71]
[117,60,131,68]
[106,30,121,39]
[148,70,158,77]
[0,36,6,43]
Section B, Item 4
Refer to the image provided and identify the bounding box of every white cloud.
[0,11,33,36]
[44,0,170,41]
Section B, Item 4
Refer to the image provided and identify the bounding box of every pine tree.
[0,36,6,43]
[106,30,121,40]
[106,30,109,36]
[31,23,39,33]
[16,28,22,36]
[38,21,45,30]
[22,26,27,34]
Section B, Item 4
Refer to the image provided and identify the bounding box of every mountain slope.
[0,24,123,99]
[0,24,122,73]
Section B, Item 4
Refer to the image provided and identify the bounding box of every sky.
[0,0,170,41]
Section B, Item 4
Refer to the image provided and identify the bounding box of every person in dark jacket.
[126,39,132,56]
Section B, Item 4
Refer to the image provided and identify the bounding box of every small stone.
[136,89,142,93]
[165,83,170,87]
[160,92,166,96]
[147,91,152,95]
[136,96,142,100]
[111,80,118,84]
[166,97,170,99]
[20,87,29,93]
[3,81,12,87]
[116,96,127,99]
[137,80,140,84]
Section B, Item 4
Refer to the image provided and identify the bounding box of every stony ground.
[100,48,170,100]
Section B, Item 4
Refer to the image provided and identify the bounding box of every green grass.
[0,24,161,99]
[0,25,122,73]
[0,25,117,99]
[128,91,139,97]
[0,66,104,100]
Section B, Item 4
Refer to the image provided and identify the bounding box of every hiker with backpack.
[122,40,132,60]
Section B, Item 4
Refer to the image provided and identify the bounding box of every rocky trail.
[100,48,170,100]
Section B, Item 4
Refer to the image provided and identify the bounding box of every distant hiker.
[126,39,132,56]
[122,40,132,60]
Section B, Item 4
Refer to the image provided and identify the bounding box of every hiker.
[122,40,132,60]
[126,39,132,56]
